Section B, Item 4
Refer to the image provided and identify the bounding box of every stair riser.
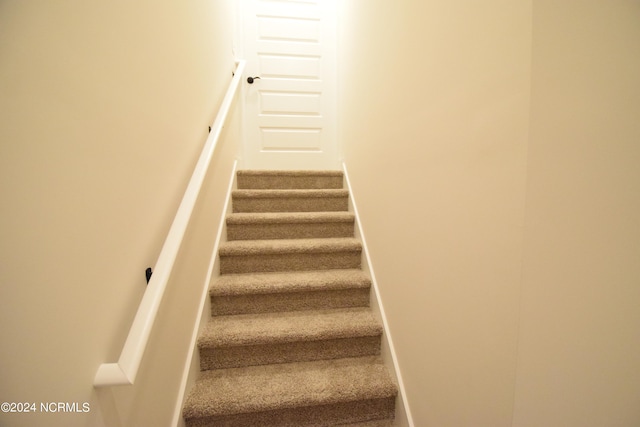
[227,222,355,240]
[184,396,396,427]
[211,288,371,316]
[199,336,381,371]
[220,251,361,274]
[232,197,348,213]
[237,175,344,190]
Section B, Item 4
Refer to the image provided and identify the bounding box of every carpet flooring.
[183,170,397,426]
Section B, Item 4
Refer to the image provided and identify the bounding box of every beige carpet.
[183,170,397,427]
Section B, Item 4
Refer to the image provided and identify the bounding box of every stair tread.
[211,269,371,296]
[232,189,349,198]
[184,169,396,425]
[219,237,362,256]
[227,211,355,225]
[199,307,381,347]
[183,356,397,419]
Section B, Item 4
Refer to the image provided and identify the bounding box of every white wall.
[338,1,640,426]
[513,1,640,425]
[0,1,237,425]
[338,1,532,425]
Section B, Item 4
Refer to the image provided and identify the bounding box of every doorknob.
[247,76,261,84]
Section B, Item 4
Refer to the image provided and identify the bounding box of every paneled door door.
[240,0,338,170]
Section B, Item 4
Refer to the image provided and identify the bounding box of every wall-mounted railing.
[94,59,246,387]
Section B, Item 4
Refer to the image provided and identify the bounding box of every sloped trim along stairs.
[182,170,398,426]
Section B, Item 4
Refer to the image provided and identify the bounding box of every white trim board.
[342,162,415,427]
[171,161,238,427]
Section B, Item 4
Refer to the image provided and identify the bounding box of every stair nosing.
[237,169,344,177]
[219,237,362,257]
[232,189,349,199]
[227,211,355,225]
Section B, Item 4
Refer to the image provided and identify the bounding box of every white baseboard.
[171,160,238,427]
[342,162,415,427]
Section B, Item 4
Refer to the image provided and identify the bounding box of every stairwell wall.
[339,1,640,427]
[0,1,237,426]
[338,1,532,426]
[512,1,640,425]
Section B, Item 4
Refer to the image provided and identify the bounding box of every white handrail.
[94,59,246,387]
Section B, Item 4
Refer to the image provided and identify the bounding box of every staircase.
[182,170,398,427]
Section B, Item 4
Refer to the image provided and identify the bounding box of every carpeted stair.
[183,170,397,427]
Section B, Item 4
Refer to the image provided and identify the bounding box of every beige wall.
[339,1,640,426]
[338,1,532,425]
[3,1,638,426]
[0,1,237,426]
[513,1,640,426]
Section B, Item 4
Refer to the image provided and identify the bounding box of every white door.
[240,0,338,170]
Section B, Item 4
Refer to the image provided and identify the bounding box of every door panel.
[241,0,337,170]
[260,92,321,116]
[257,16,321,42]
